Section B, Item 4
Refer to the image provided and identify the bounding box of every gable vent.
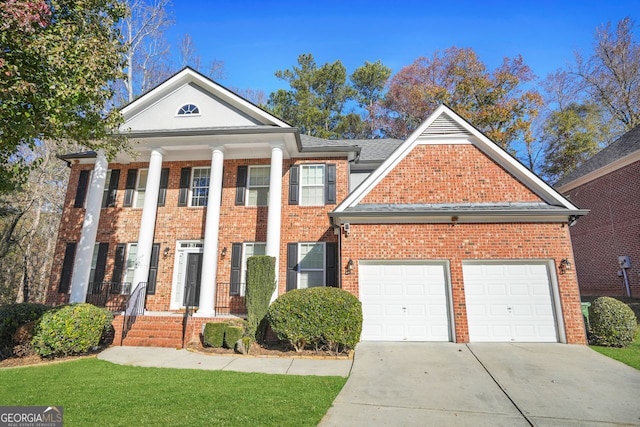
[421,113,470,137]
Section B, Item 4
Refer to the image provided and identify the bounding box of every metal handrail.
[121,282,146,344]
[181,283,194,348]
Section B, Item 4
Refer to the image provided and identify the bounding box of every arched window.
[177,104,200,115]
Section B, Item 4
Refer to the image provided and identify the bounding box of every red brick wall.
[339,222,586,344]
[46,157,347,309]
[564,161,640,296]
[362,144,542,204]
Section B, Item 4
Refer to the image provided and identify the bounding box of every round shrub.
[0,303,50,358]
[224,326,244,350]
[32,304,113,357]
[589,297,638,347]
[267,287,362,353]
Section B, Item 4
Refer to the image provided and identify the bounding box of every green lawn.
[591,331,640,370]
[0,358,346,426]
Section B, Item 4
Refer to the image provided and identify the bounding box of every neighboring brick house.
[556,125,640,297]
[46,68,587,345]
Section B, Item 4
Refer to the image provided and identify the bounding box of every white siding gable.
[123,83,263,132]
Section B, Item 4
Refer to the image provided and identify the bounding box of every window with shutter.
[123,169,137,207]
[58,243,76,293]
[146,244,160,294]
[157,168,169,206]
[178,167,191,206]
[74,170,90,208]
[102,170,120,208]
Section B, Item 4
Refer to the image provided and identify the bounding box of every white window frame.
[133,169,149,209]
[190,167,211,207]
[88,243,100,285]
[101,170,112,207]
[122,243,138,294]
[298,242,326,289]
[300,164,325,206]
[247,165,270,206]
[176,103,200,116]
[240,242,267,295]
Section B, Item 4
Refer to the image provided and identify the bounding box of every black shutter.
[112,243,126,293]
[289,165,299,205]
[94,243,109,286]
[178,167,191,206]
[325,164,336,205]
[58,243,77,293]
[230,243,242,295]
[325,242,338,287]
[286,243,298,291]
[157,168,169,206]
[235,166,248,206]
[74,170,90,208]
[103,170,120,207]
[123,169,137,207]
[146,243,160,295]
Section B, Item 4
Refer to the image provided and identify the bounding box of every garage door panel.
[360,263,451,342]
[463,262,558,343]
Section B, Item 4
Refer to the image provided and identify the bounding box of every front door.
[184,253,203,306]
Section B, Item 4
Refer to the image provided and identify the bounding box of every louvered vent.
[421,113,470,137]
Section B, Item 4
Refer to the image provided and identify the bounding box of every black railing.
[215,282,247,315]
[121,282,146,344]
[86,281,130,312]
[182,283,195,348]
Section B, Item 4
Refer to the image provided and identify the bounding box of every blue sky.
[167,0,637,96]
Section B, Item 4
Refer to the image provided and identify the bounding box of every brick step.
[121,337,183,348]
[124,330,183,339]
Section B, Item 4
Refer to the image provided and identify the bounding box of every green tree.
[350,60,392,138]
[0,0,128,193]
[382,47,543,151]
[540,103,605,182]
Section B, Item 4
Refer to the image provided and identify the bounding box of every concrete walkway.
[98,346,353,377]
[320,342,640,426]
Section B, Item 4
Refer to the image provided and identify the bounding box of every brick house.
[46,68,587,345]
[556,125,640,297]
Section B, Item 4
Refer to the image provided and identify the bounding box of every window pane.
[89,243,100,283]
[135,170,148,208]
[191,168,211,206]
[125,244,137,288]
[300,243,324,269]
[248,188,269,206]
[301,186,323,205]
[299,271,324,289]
[302,165,324,185]
[248,166,270,186]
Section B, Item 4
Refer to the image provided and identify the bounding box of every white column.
[195,146,225,317]
[266,145,283,302]
[69,151,108,303]
[131,148,164,291]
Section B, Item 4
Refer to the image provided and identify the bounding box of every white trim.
[189,166,211,207]
[557,150,640,192]
[121,68,291,128]
[300,164,326,206]
[333,105,581,213]
[170,240,204,310]
[175,103,201,117]
[132,168,149,209]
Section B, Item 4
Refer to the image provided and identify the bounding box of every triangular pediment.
[334,105,581,214]
[119,67,289,133]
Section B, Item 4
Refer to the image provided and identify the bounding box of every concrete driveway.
[320,342,640,426]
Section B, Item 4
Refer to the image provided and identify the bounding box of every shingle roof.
[299,135,355,149]
[349,139,403,162]
[556,125,640,187]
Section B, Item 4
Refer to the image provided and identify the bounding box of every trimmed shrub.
[224,326,244,350]
[246,256,276,342]
[32,304,113,357]
[589,297,638,347]
[267,287,362,353]
[203,322,227,348]
[0,303,50,359]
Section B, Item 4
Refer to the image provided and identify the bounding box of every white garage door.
[359,262,451,341]
[463,262,558,342]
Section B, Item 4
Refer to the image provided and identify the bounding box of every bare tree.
[118,0,174,104]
